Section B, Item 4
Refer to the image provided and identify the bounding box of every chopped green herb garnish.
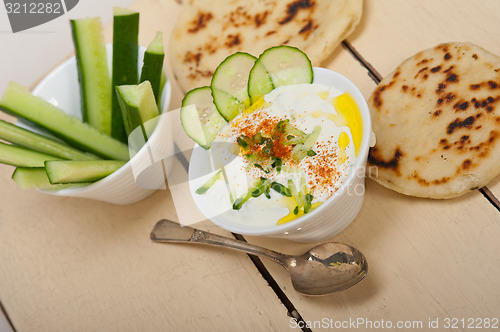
[304,193,313,213]
[262,139,273,156]
[253,132,263,144]
[275,119,290,133]
[270,182,292,197]
[293,206,299,215]
[233,195,250,210]
[251,178,271,197]
[195,170,222,194]
[234,178,272,209]
[264,185,271,199]
[254,163,270,173]
[271,157,282,173]
[307,149,317,156]
[237,135,253,149]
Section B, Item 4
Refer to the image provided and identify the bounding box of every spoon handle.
[151,219,287,266]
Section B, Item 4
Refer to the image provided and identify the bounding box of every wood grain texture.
[1,0,499,331]
[247,0,500,327]
[346,0,500,200]
[0,1,292,331]
[0,167,293,331]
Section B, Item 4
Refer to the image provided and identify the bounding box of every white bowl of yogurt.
[188,67,373,242]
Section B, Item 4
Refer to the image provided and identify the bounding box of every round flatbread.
[170,0,363,92]
[367,42,500,199]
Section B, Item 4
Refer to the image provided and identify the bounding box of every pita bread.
[367,42,500,199]
[170,0,363,92]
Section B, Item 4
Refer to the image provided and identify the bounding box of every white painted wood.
[0,0,498,331]
[0,1,292,331]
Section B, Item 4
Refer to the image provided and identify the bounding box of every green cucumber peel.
[140,31,165,104]
[0,142,61,167]
[0,120,99,161]
[0,82,130,160]
[70,17,112,135]
[45,160,126,184]
[12,167,90,190]
[111,7,140,142]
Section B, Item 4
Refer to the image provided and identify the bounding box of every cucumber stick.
[140,31,164,104]
[0,142,61,167]
[0,82,130,160]
[116,80,159,141]
[111,7,139,142]
[45,160,126,184]
[12,168,89,190]
[0,119,99,160]
[70,17,112,135]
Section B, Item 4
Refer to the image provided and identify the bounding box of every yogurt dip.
[191,82,363,227]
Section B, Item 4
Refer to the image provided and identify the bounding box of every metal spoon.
[150,219,368,296]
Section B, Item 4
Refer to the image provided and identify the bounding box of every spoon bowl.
[150,219,367,296]
[285,242,367,295]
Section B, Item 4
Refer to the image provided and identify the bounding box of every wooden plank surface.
[347,0,500,200]
[0,133,292,331]
[0,1,293,331]
[247,0,500,329]
[0,0,499,331]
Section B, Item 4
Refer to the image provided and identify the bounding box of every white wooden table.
[0,1,499,331]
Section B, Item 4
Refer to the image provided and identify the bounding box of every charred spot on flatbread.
[188,12,213,33]
[279,0,315,24]
[170,0,363,92]
[367,42,500,199]
[278,0,319,39]
[368,147,403,177]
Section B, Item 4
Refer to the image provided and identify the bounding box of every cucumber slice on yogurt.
[181,87,227,149]
[211,52,256,121]
[210,88,244,122]
[257,45,313,87]
[248,59,274,104]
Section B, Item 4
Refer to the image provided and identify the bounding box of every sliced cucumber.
[45,160,126,184]
[70,17,112,135]
[211,52,256,121]
[140,31,164,104]
[0,82,130,160]
[248,59,274,104]
[111,7,140,142]
[0,119,99,161]
[116,80,159,141]
[0,142,61,167]
[210,87,246,122]
[12,167,89,190]
[257,45,313,87]
[181,86,227,149]
[180,46,314,150]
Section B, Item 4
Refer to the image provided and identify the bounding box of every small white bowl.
[27,45,172,205]
[188,67,372,242]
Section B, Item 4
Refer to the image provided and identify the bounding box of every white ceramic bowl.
[26,45,172,205]
[189,67,372,242]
